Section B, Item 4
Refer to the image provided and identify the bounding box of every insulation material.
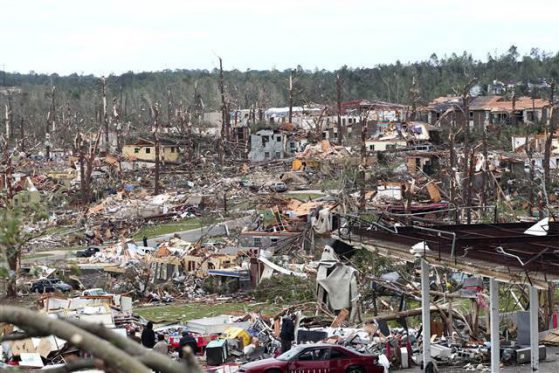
[426,182,442,203]
[316,246,361,322]
[312,208,332,234]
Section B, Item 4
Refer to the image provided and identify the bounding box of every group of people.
[140,321,199,358]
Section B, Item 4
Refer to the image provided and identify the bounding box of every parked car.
[268,182,288,193]
[31,278,73,293]
[76,247,100,257]
[238,344,383,373]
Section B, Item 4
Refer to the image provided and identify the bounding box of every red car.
[238,344,384,373]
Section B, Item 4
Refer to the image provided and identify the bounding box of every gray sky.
[1,0,558,76]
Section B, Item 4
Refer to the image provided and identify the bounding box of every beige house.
[122,138,180,162]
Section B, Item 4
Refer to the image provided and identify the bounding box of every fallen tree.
[0,306,202,373]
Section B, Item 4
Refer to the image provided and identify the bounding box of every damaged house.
[122,138,180,163]
[248,129,286,162]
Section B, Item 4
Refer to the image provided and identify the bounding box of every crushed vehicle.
[76,246,101,257]
[31,278,73,293]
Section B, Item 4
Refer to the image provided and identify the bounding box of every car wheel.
[265,369,282,373]
[346,366,364,373]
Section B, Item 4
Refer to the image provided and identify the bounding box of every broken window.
[145,148,151,154]
[527,111,536,121]
[262,136,270,146]
[134,147,140,153]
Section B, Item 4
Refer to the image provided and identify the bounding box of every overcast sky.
[1,0,558,76]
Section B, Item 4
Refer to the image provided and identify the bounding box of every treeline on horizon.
[2,46,559,127]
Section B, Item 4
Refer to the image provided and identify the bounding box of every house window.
[290,142,296,149]
[333,132,338,138]
[527,111,536,121]
[386,144,396,150]
[271,238,279,244]
[264,152,270,159]
[275,151,281,158]
[369,145,375,151]
[322,131,328,139]
[342,118,346,125]
[276,136,282,142]
[262,136,270,146]
[469,111,474,118]
[170,147,176,153]
[348,118,353,124]
[145,148,151,154]
[254,237,262,247]
[134,147,140,154]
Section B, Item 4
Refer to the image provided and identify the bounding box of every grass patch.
[135,301,281,323]
[133,219,203,240]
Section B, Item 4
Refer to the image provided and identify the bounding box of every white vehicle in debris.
[81,288,109,296]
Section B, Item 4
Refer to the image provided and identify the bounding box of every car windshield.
[276,346,305,361]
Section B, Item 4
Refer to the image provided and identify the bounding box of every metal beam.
[421,258,431,367]
[489,278,500,373]
[530,285,539,371]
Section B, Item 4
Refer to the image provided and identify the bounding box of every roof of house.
[127,138,178,147]
[471,95,549,112]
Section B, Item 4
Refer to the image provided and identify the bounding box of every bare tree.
[218,57,229,142]
[460,78,477,224]
[45,86,56,159]
[0,306,200,373]
[288,70,294,124]
[152,103,161,195]
[544,81,556,192]
[336,72,344,144]
[101,76,109,151]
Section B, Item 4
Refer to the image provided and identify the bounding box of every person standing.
[153,334,169,354]
[178,330,199,358]
[141,321,156,348]
[279,315,295,353]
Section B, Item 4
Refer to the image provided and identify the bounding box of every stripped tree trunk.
[289,71,294,124]
[102,76,109,152]
[336,73,343,144]
[359,115,368,211]
[544,82,556,193]
[152,103,161,195]
[46,86,56,159]
[218,57,228,141]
